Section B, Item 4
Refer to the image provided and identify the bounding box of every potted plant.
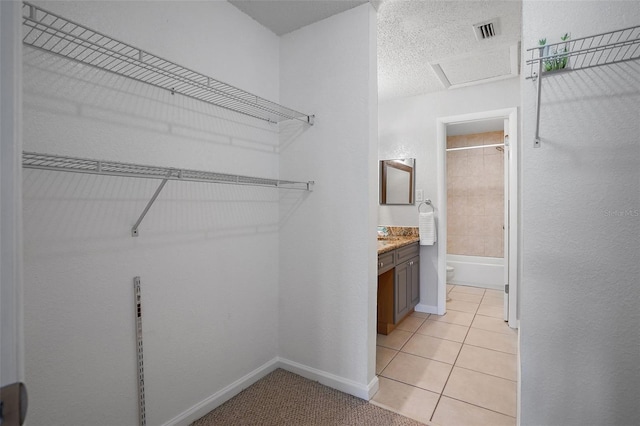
[538,33,571,72]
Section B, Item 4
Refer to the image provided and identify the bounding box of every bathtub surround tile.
[377,329,413,350]
[431,396,516,426]
[467,196,486,216]
[443,367,517,417]
[466,215,486,236]
[447,299,480,314]
[485,236,504,257]
[455,345,518,381]
[416,320,469,343]
[396,315,426,333]
[376,346,398,374]
[484,152,504,171]
[447,214,467,236]
[472,315,517,336]
[402,333,462,364]
[430,310,475,327]
[381,352,453,394]
[464,327,518,354]
[447,135,466,149]
[447,131,505,258]
[485,215,504,236]
[468,157,485,176]
[371,377,440,425]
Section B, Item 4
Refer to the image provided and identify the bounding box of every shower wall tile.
[446,131,505,258]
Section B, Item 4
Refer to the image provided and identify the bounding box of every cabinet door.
[394,261,410,323]
[410,256,420,308]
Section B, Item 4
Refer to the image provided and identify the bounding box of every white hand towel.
[419,211,437,246]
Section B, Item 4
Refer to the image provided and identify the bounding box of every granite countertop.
[377,236,420,254]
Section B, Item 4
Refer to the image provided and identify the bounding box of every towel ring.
[418,199,434,213]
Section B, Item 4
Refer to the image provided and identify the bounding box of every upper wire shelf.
[21,1,314,125]
[526,24,640,148]
[525,25,640,79]
[23,152,314,191]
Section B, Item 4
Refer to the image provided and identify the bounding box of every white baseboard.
[415,303,438,314]
[161,358,280,426]
[277,357,374,400]
[163,357,375,426]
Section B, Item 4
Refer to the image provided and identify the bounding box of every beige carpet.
[191,369,425,425]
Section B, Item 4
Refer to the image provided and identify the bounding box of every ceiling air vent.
[473,20,499,41]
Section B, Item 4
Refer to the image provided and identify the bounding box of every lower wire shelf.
[23,151,314,236]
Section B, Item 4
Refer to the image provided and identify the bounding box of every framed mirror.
[379,158,415,205]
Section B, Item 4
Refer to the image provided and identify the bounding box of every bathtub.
[447,254,504,290]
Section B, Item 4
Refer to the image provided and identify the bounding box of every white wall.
[278,4,379,393]
[520,1,640,424]
[23,2,283,425]
[378,78,520,307]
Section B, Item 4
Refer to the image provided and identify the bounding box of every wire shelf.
[525,25,640,79]
[22,1,314,125]
[526,25,640,148]
[23,152,314,191]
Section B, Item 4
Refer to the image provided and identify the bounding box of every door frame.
[1,0,24,389]
[436,107,519,328]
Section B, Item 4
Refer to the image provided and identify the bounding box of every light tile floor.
[372,285,518,426]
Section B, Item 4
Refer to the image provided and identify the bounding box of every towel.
[419,211,437,245]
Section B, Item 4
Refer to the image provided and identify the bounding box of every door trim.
[1,0,24,387]
[436,108,519,327]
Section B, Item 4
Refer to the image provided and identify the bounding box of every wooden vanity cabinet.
[377,242,420,334]
[393,243,420,322]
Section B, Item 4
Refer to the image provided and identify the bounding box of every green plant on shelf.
[538,33,571,72]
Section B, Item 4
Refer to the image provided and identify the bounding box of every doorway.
[436,108,518,328]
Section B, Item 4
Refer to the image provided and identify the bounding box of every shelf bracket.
[533,50,544,148]
[132,175,170,237]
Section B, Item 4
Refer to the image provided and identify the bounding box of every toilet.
[446,265,454,302]
[446,265,455,282]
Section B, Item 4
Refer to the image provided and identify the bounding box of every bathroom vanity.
[377,238,420,335]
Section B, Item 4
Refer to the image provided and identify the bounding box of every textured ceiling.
[377,0,522,100]
[229,0,522,100]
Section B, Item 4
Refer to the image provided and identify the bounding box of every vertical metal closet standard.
[525,25,640,147]
[21,1,316,236]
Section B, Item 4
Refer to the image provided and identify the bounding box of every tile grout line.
[377,313,430,376]
[376,285,518,424]
[442,395,517,420]
[429,288,484,423]
[452,364,518,383]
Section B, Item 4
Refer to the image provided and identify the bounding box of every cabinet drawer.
[378,251,395,275]
[395,242,419,264]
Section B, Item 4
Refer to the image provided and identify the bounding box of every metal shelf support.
[131,177,169,237]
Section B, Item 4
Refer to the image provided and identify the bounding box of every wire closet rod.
[21,1,314,125]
